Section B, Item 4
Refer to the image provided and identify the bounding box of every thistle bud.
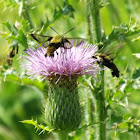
[45,76,81,131]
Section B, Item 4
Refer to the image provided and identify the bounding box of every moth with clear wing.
[31,27,86,57]
[93,43,125,77]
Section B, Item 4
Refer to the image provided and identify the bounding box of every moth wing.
[31,34,53,45]
[63,37,87,49]
[100,43,125,60]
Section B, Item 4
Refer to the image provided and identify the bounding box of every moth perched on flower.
[21,40,101,132]
[31,27,85,57]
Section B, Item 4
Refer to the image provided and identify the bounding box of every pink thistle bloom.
[21,41,100,82]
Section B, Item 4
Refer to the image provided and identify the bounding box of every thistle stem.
[87,92,95,139]
[94,79,106,140]
[87,0,102,43]
[57,132,68,140]
[87,0,106,140]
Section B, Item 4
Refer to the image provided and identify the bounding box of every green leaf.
[52,7,62,22]
[17,29,28,48]
[1,21,28,48]
[21,119,53,133]
[104,20,140,46]
[123,113,132,120]
[132,69,140,79]
[39,17,50,33]
[63,2,75,17]
[0,71,45,92]
[2,21,18,35]
[118,122,128,130]
[6,74,21,82]
[2,21,12,32]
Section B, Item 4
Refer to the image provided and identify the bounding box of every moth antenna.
[50,26,60,35]
[62,27,76,36]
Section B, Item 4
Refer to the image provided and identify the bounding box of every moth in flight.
[31,27,85,57]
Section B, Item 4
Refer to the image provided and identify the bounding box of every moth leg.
[50,53,54,57]
[63,39,73,49]
[56,51,58,56]
[45,53,48,57]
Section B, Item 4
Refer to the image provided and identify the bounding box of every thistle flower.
[21,41,100,132]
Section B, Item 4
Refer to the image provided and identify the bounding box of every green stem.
[94,77,106,140]
[57,132,68,140]
[87,92,95,139]
[87,0,102,43]
[87,0,94,43]
[91,0,102,43]
[87,0,106,140]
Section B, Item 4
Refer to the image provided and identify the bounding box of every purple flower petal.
[21,41,101,81]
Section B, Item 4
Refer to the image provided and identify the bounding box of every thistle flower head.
[21,41,100,82]
[21,41,101,132]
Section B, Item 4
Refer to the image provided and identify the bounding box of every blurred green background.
[0,0,140,140]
